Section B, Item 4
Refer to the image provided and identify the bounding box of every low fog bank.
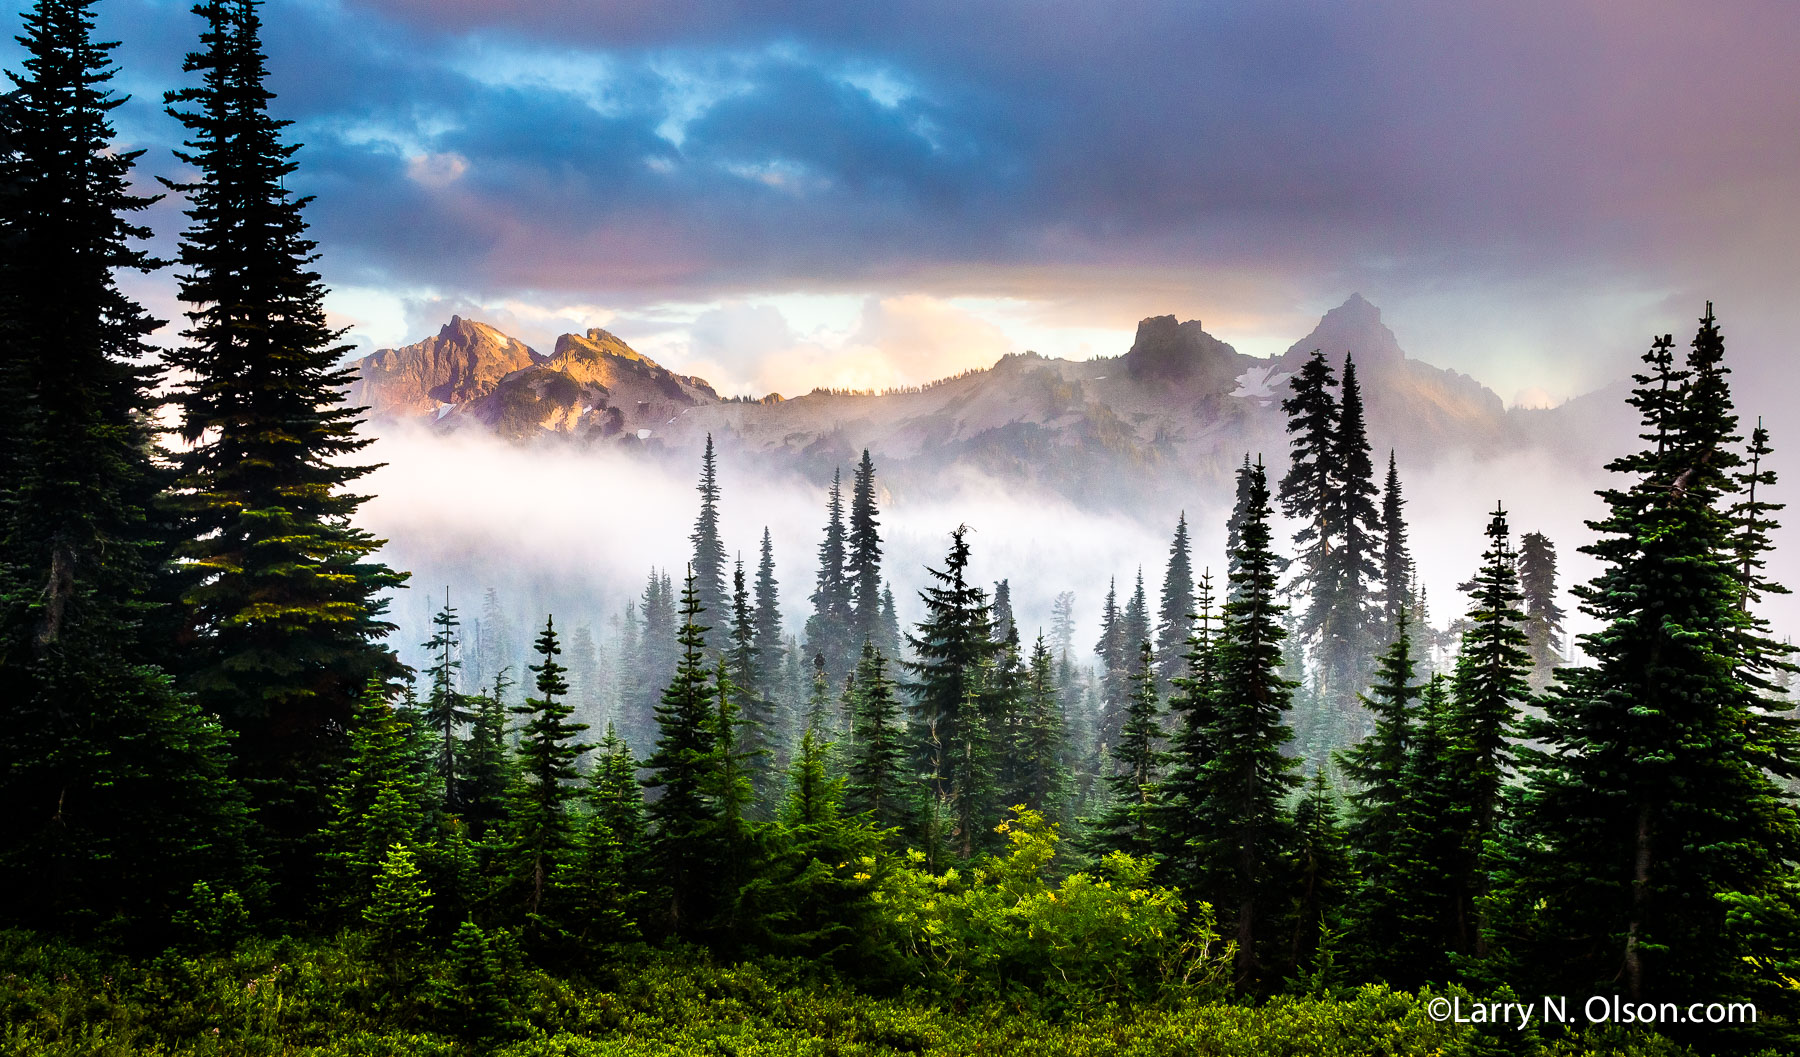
[356,423,1797,691]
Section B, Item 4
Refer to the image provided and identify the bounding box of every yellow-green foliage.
[873,808,1226,1011]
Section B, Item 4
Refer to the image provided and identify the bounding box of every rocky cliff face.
[347,316,540,418]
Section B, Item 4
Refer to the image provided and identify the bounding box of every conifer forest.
[3,2,1799,1055]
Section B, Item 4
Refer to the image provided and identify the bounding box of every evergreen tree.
[0,0,250,937]
[508,616,592,918]
[1379,451,1413,633]
[844,642,913,830]
[1086,641,1162,857]
[805,470,856,685]
[1286,767,1349,977]
[1445,504,1532,958]
[328,679,427,910]
[727,556,777,809]
[588,724,646,862]
[1193,461,1300,982]
[751,528,784,702]
[422,588,474,812]
[1278,351,1339,610]
[1154,570,1220,897]
[1049,591,1077,661]
[991,578,1015,646]
[461,669,514,841]
[1316,354,1383,707]
[1516,531,1565,687]
[878,581,904,663]
[1335,612,1423,979]
[1156,513,1197,692]
[1009,634,1069,823]
[847,449,884,648]
[689,434,727,649]
[161,0,405,863]
[1502,309,1800,1006]
[904,526,999,859]
[1382,675,1464,987]
[364,843,431,956]
[642,572,723,936]
[1093,576,1128,748]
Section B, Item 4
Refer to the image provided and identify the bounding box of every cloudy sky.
[10,0,1800,408]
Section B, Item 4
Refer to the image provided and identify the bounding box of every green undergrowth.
[0,929,1756,1057]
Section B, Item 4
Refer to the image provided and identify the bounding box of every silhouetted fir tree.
[1086,641,1162,857]
[0,0,250,937]
[461,669,513,842]
[990,578,1016,646]
[507,616,592,920]
[1286,767,1349,977]
[844,642,914,830]
[1094,576,1128,748]
[422,588,474,812]
[1009,633,1069,823]
[726,557,775,809]
[1444,505,1532,958]
[1501,310,1800,1011]
[1515,532,1565,687]
[689,434,727,650]
[1154,570,1220,896]
[642,573,723,937]
[905,526,999,859]
[1193,461,1300,983]
[1382,675,1462,987]
[1279,351,1339,612]
[1225,455,1254,587]
[1379,451,1413,633]
[1156,513,1196,692]
[1336,611,1422,977]
[161,0,406,874]
[327,679,426,913]
[1316,354,1383,711]
[751,528,784,702]
[1100,569,1151,751]
[848,449,885,647]
[806,470,856,684]
[1732,419,1788,620]
[878,582,903,662]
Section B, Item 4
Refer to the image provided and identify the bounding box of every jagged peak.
[1279,293,1403,370]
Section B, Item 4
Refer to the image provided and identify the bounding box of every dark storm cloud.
[9,0,1800,347]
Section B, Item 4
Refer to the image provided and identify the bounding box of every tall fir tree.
[1445,504,1532,957]
[1155,513,1196,693]
[1382,675,1464,987]
[0,0,249,936]
[1008,633,1070,824]
[1515,532,1565,687]
[878,582,904,663]
[1049,591,1077,661]
[1193,461,1301,982]
[844,641,914,831]
[460,670,514,842]
[1085,641,1162,857]
[1379,451,1413,633]
[990,578,1015,646]
[805,469,856,685]
[507,616,592,919]
[1317,355,1383,700]
[1279,351,1339,610]
[642,571,724,937]
[1336,611,1423,981]
[327,679,426,912]
[847,449,884,648]
[161,0,405,865]
[1153,569,1220,897]
[422,588,474,812]
[751,528,784,704]
[727,556,777,810]
[689,434,727,650]
[1500,309,1800,1007]
[1286,766,1349,977]
[904,526,998,859]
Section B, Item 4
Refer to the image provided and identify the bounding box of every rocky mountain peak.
[1123,314,1247,391]
[1279,293,1406,371]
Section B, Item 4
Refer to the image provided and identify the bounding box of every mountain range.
[346,294,1631,509]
